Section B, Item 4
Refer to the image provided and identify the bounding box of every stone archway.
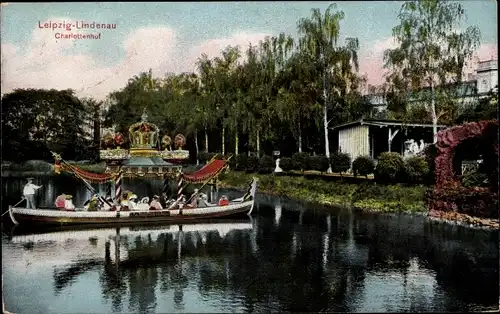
[427,120,498,220]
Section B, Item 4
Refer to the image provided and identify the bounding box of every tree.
[384,0,481,143]
[297,4,361,171]
[81,97,104,161]
[1,89,90,161]
[276,50,321,152]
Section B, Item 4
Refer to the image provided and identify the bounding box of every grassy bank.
[218,171,427,214]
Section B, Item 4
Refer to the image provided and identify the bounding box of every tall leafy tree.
[276,50,321,152]
[1,89,89,160]
[297,4,361,171]
[384,0,481,143]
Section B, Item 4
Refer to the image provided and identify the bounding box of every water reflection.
[2,177,499,313]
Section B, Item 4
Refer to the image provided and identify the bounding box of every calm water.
[2,177,499,313]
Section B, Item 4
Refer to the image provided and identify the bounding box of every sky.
[1,1,498,100]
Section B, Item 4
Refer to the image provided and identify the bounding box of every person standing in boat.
[23,177,42,209]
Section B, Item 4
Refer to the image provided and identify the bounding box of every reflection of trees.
[99,241,127,313]
[46,203,499,312]
[53,259,101,295]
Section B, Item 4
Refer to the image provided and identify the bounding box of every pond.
[2,176,499,313]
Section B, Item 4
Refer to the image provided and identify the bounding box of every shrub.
[309,155,330,173]
[197,151,209,164]
[279,157,293,171]
[375,152,405,183]
[246,155,259,173]
[235,154,248,171]
[423,144,438,184]
[330,152,351,174]
[405,156,430,184]
[291,152,310,172]
[227,155,237,169]
[352,155,375,177]
[198,152,218,164]
[258,155,275,174]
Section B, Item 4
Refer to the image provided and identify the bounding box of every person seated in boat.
[55,193,67,209]
[149,195,163,210]
[185,189,199,208]
[85,195,99,212]
[197,193,211,208]
[167,195,185,210]
[218,195,230,206]
[161,192,168,207]
[64,195,76,211]
[126,194,139,211]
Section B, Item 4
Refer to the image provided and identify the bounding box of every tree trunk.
[194,129,199,166]
[430,80,438,144]
[222,127,225,155]
[204,126,209,152]
[235,131,239,155]
[322,79,332,173]
[298,120,302,153]
[256,129,260,158]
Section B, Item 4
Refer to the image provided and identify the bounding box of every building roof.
[329,118,448,131]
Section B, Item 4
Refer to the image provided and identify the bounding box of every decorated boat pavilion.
[54,108,230,205]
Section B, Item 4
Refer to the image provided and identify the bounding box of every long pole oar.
[58,158,113,208]
[2,198,26,216]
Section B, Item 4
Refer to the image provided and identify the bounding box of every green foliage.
[352,156,375,177]
[291,152,310,171]
[404,156,430,184]
[461,170,489,188]
[455,87,499,124]
[384,0,481,137]
[308,155,330,173]
[330,152,351,174]
[375,152,405,183]
[246,155,260,173]
[278,157,293,171]
[1,89,93,161]
[235,154,249,171]
[258,155,275,174]
[197,152,210,163]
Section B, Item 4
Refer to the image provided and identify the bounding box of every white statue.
[404,139,414,156]
[419,139,425,152]
[410,140,419,154]
[274,158,283,173]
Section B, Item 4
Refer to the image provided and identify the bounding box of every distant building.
[330,118,448,162]
[364,59,498,113]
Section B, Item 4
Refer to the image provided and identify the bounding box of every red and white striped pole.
[114,166,123,205]
[177,171,185,214]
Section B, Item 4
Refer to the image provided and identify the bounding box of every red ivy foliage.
[428,120,499,218]
[434,120,498,188]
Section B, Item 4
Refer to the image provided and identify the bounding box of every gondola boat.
[8,177,258,226]
[8,109,259,227]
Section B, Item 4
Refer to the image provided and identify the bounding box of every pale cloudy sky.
[1,1,497,100]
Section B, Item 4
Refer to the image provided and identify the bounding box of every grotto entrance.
[426,120,498,220]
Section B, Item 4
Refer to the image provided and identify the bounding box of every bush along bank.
[218,170,427,214]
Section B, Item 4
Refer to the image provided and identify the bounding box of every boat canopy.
[182,159,228,183]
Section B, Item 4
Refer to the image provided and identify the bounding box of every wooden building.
[330,119,448,162]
